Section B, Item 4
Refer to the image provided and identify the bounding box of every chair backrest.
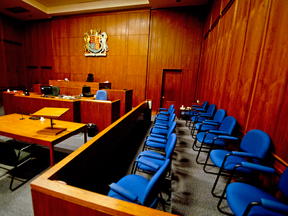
[278,167,288,198]
[218,116,236,135]
[168,113,176,125]
[95,90,107,100]
[201,101,209,110]
[240,129,271,164]
[0,141,17,166]
[213,109,227,123]
[167,121,176,136]
[142,159,170,207]
[51,86,60,96]
[168,105,174,113]
[205,104,217,117]
[165,133,177,159]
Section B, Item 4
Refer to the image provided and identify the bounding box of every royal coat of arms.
[83,29,109,56]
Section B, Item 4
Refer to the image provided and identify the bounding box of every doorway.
[160,69,182,115]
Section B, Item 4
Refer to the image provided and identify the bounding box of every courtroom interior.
[0,0,288,216]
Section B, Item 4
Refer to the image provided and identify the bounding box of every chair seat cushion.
[191,116,207,122]
[227,182,284,216]
[137,151,165,160]
[145,141,166,149]
[108,175,149,204]
[210,150,253,173]
[195,123,218,131]
[196,133,226,147]
[151,128,168,135]
[146,136,167,144]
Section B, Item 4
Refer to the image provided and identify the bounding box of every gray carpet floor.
[0,106,232,216]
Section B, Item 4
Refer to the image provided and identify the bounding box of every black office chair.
[51,86,60,96]
[0,140,36,191]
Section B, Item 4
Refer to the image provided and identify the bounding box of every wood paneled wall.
[0,15,26,89]
[196,0,288,166]
[146,7,205,110]
[13,7,204,108]
[51,10,150,107]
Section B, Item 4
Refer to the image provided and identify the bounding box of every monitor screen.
[82,86,91,94]
[41,85,53,95]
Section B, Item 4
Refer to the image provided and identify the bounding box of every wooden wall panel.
[246,0,288,160]
[147,6,205,111]
[233,0,269,129]
[197,0,288,164]
[50,10,149,107]
[221,0,250,121]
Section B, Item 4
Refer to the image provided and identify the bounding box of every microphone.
[18,107,25,120]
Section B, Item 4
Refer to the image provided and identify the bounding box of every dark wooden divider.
[30,100,176,216]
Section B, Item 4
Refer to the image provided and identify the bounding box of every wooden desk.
[0,114,86,167]
[3,92,81,122]
[31,100,176,216]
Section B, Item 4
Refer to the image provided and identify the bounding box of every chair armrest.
[261,198,288,215]
[194,108,205,111]
[200,113,212,117]
[192,105,201,108]
[158,108,167,111]
[138,153,165,160]
[110,183,138,203]
[232,151,259,159]
[150,134,166,139]
[209,130,228,135]
[153,125,168,130]
[202,121,220,126]
[19,143,36,153]
[137,158,160,170]
[241,162,275,174]
[217,135,238,141]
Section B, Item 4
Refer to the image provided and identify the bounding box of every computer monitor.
[40,85,53,96]
[82,86,91,94]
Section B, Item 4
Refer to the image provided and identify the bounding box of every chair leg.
[159,191,166,212]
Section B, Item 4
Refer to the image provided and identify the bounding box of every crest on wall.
[83,29,109,57]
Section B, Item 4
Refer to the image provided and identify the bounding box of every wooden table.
[0,113,87,167]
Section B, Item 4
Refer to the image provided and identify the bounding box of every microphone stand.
[18,107,25,120]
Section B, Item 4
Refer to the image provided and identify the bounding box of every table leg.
[50,144,55,167]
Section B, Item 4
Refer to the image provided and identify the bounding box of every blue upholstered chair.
[131,133,177,175]
[188,104,216,130]
[108,159,170,208]
[191,109,226,138]
[193,116,237,164]
[209,129,271,198]
[185,101,209,127]
[153,113,176,129]
[220,163,288,216]
[143,122,176,151]
[155,107,175,122]
[155,104,174,117]
[95,90,107,100]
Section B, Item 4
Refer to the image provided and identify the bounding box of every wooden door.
[160,70,182,112]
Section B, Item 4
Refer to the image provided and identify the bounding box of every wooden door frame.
[160,69,183,112]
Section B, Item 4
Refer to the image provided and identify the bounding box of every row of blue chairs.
[186,101,288,216]
[107,105,177,210]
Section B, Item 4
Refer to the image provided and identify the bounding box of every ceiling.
[0,0,208,21]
